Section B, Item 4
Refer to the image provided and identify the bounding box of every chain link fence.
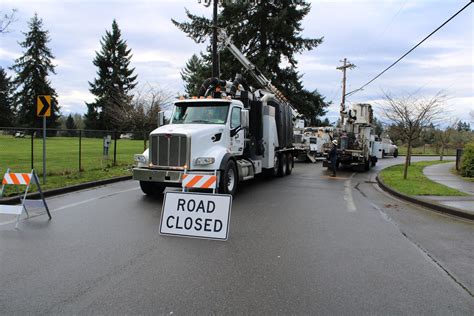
[0,127,150,177]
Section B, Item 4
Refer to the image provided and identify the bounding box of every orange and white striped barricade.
[182,170,218,194]
[0,169,51,228]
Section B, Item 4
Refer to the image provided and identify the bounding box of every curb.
[0,175,132,205]
[376,175,474,221]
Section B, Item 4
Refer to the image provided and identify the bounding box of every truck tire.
[278,153,287,177]
[286,153,293,175]
[364,159,370,171]
[269,152,280,177]
[219,160,238,195]
[382,150,385,158]
[393,149,399,158]
[139,181,165,196]
[371,156,377,167]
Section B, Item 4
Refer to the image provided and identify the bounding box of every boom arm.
[218,29,300,118]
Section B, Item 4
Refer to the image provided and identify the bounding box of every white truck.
[294,126,333,162]
[133,31,298,195]
[372,136,398,158]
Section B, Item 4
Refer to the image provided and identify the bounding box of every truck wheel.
[394,149,399,158]
[278,153,287,177]
[371,156,377,167]
[219,160,238,195]
[140,181,154,195]
[364,159,370,171]
[286,153,293,175]
[139,181,165,195]
[270,153,280,177]
[382,150,385,158]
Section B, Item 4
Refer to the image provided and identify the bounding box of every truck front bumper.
[133,167,184,184]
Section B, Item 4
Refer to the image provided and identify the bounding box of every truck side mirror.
[157,111,165,127]
[240,109,249,129]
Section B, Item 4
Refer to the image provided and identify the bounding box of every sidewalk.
[422,162,474,216]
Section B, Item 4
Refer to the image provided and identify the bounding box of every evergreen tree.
[0,67,14,127]
[172,1,328,119]
[65,114,77,136]
[181,54,209,97]
[85,20,137,130]
[10,13,60,129]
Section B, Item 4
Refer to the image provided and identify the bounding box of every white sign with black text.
[160,192,232,241]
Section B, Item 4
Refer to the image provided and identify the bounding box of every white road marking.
[0,187,139,227]
[344,173,357,213]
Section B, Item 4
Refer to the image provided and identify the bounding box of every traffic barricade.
[0,169,52,228]
[182,170,218,193]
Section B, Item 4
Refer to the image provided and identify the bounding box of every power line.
[345,1,473,97]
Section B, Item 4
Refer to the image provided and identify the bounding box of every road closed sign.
[160,192,232,241]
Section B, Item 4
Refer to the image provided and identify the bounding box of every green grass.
[398,145,456,156]
[0,134,146,196]
[380,160,467,196]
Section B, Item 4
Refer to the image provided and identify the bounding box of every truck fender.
[219,153,235,171]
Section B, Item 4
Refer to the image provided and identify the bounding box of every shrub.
[461,142,474,177]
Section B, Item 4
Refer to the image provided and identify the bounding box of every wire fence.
[0,127,150,177]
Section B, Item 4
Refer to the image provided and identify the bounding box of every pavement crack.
[400,230,474,298]
[357,184,474,298]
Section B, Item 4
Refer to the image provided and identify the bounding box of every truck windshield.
[171,102,230,124]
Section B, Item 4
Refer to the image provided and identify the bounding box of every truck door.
[230,107,244,155]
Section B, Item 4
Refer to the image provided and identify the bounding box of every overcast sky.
[0,0,472,124]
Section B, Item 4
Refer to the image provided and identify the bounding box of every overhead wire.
[345,1,473,98]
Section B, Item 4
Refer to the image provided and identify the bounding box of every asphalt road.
[1,157,473,314]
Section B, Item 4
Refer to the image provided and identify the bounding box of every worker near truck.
[329,140,338,177]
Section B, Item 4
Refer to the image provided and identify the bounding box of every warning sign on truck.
[160,192,232,241]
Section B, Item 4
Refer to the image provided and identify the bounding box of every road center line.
[344,173,357,212]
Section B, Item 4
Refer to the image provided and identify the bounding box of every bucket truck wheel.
[393,149,399,158]
[219,160,238,195]
[278,153,287,177]
[364,158,370,171]
[286,153,293,175]
[382,150,386,158]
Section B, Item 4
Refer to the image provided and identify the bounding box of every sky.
[0,0,473,125]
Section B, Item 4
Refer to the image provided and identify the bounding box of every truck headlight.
[195,157,215,165]
[134,154,147,164]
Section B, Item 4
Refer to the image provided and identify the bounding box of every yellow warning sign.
[37,95,51,117]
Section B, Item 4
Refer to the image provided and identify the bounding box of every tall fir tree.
[85,20,137,131]
[180,54,209,97]
[10,13,60,128]
[0,67,15,127]
[172,1,329,121]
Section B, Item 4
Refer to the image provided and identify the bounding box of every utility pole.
[212,0,219,78]
[336,58,355,126]
[198,0,220,78]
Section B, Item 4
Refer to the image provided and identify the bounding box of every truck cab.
[133,98,247,195]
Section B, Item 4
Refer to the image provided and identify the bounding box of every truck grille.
[150,134,188,167]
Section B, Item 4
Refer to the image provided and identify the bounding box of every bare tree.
[0,9,17,33]
[436,118,458,161]
[109,85,174,149]
[382,91,445,179]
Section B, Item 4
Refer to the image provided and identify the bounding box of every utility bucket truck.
[133,31,298,195]
[323,103,378,171]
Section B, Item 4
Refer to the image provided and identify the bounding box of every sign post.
[37,95,51,184]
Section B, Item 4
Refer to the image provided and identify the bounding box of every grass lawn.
[379,160,467,196]
[0,134,146,196]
